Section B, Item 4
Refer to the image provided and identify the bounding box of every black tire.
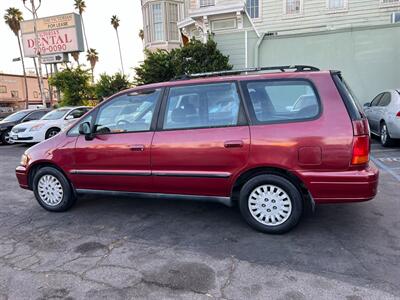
[239,174,303,234]
[33,167,76,212]
[1,130,14,145]
[380,122,394,147]
[45,128,60,140]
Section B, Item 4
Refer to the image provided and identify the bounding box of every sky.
[0,0,144,79]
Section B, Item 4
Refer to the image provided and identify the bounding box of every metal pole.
[27,0,46,107]
[45,64,53,106]
[53,63,61,102]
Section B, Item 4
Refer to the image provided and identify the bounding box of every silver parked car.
[363,90,400,147]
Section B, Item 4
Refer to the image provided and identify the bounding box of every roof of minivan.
[129,70,332,93]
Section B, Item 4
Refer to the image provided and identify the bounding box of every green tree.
[134,49,175,85]
[111,15,124,75]
[71,51,80,66]
[49,67,93,106]
[74,0,89,50]
[86,48,99,83]
[4,7,29,109]
[95,73,131,101]
[171,38,232,75]
[134,38,232,85]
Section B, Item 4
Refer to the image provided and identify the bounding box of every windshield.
[3,111,30,122]
[41,109,69,120]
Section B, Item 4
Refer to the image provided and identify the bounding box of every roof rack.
[183,65,320,79]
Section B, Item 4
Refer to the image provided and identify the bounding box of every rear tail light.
[352,135,370,165]
[351,120,370,165]
[396,111,400,117]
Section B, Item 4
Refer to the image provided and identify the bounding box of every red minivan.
[15,66,379,233]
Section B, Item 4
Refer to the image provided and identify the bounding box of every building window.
[152,3,164,41]
[200,0,215,8]
[168,3,179,41]
[34,91,38,98]
[0,86,7,93]
[212,19,237,31]
[328,0,347,9]
[144,6,151,43]
[11,91,19,98]
[285,0,302,14]
[247,0,260,18]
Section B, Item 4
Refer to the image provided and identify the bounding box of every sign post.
[20,13,84,106]
[21,13,84,57]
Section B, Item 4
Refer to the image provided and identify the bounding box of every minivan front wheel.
[33,167,76,212]
[239,174,303,234]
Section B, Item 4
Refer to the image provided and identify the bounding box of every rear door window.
[371,94,383,107]
[378,93,391,107]
[162,83,241,130]
[24,110,48,121]
[241,80,320,124]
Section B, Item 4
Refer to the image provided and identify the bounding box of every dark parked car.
[0,109,51,145]
[15,66,378,234]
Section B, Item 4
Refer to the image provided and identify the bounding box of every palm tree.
[86,48,99,83]
[139,29,144,41]
[71,51,80,66]
[74,0,89,50]
[4,7,29,109]
[111,15,124,75]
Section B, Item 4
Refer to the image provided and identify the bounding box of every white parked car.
[11,106,90,143]
[363,90,400,147]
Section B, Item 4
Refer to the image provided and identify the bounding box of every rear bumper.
[387,119,400,139]
[16,166,30,190]
[299,163,379,204]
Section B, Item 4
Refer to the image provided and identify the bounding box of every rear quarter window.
[241,79,321,124]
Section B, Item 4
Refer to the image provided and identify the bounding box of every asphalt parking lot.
[0,140,399,300]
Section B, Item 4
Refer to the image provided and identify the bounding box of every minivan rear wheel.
[239,174,303,234]
[33,167,76,212]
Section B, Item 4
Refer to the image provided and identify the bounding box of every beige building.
[141,0,400,104]
[0,73,57,110]
[141,0,184,51]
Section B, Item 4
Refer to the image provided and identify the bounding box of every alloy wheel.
[381,124,388,145]
[4,131,14,145]
[47,130,59,139]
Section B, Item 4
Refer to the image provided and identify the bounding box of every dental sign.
[21,13,84,58]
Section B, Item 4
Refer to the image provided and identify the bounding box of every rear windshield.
[3,111,30,122]
[332,73,364,120]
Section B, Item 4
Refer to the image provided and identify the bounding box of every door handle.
[130,144,145,152]
[224,140,244,148]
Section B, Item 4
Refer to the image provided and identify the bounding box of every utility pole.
[23,0,47,108]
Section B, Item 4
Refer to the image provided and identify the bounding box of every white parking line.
[371,156,400,182]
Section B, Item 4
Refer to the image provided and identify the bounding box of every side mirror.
[65,115,74,120]
[363,102,371,108]
[78,122,93,140]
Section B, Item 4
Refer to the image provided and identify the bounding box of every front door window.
[94,90,161,134]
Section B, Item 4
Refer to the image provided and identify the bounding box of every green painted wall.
[213,31,246,69]
[258,25,400,103]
